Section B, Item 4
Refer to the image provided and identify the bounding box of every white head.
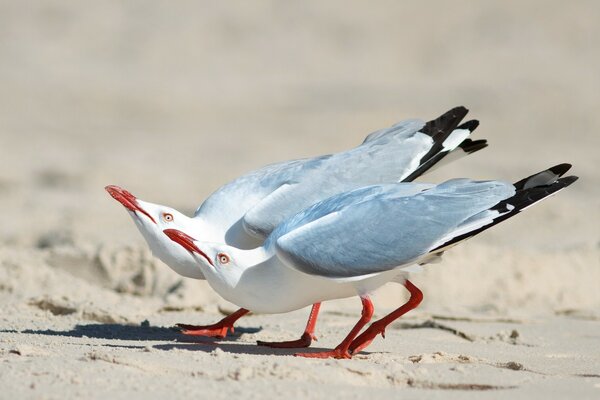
[162,228,253,289]
[105,185,206,279]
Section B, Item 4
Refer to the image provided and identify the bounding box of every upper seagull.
[163,164,578,359]
[106,106,486,346]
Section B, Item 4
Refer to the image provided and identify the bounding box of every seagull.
[105,106,486,347]
[162,164,577,359]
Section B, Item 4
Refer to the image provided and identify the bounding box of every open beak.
[105,185,156,224]
[163,229,214,267]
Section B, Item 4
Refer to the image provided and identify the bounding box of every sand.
[0,1,599,399]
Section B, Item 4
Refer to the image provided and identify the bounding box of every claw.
[174,308,250,339]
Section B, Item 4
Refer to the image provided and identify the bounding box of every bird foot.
[294,347,352,359]
[175,323,233,338]
[348,323,386,354]
[257,332,316,348]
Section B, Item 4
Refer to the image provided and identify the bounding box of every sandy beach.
[1,1,599,398]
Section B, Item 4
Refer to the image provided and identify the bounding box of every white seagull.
[162,164,577,359]
[106,106,486,347]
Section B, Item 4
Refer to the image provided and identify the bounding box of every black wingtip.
[457,120,479,132]
[559,175,579,186]
[449,106,469,121]
[451,105,469,115]
[458,138,488,153]
[431,173,578,253]
[513,163,575,190]
[420,107,469,138]
[549,163,572,177]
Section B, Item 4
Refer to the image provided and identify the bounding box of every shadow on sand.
[151,342,339,357]
[14,323,262,342]
[6,323,344,356]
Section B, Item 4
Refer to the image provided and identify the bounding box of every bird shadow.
[7,323,344,357]
[13,323,262,343]
[152,341,339,357]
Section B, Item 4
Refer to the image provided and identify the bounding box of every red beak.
[163,229,214,267]
[105,185,156,224]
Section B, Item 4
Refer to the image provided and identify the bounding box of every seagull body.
[164,165,577,358]
[169,183,435,313]
[106,106,485,344]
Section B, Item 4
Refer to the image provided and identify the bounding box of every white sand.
[1,1,599,398]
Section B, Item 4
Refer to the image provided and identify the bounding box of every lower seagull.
[161,164,577,359]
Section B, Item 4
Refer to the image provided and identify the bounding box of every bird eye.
[218,253,230,265]
[163,213,174,222]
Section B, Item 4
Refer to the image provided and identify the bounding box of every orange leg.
[176,308,250,338]
[295,296,374,359]
[257,303,321,348]
[349,280,423,355]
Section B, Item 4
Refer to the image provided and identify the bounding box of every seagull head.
[163,228,248,287]
[105,185,205,279]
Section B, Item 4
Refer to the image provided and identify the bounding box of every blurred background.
[0,1,598,315]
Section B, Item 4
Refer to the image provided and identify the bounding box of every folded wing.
[273,179,515,279]
[242,107,483,238]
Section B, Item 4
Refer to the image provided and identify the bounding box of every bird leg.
[349,280,423,355]
[257,303,321,348]
[295,296,374,359]
[176,308,250,338]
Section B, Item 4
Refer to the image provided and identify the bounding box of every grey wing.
[361,119,425,143]
[243,107,480,239]
[193,156,330,244]
[274,179,515,279]
[240,121,432,237]
[242,183,298,238]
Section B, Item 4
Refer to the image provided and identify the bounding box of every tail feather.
[363,106,488,183]
[419,137,488,177]
[404,107,484,182]
[430,165,578,253]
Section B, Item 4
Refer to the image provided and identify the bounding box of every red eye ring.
[163,213,173,222]
[218,253,230,264]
